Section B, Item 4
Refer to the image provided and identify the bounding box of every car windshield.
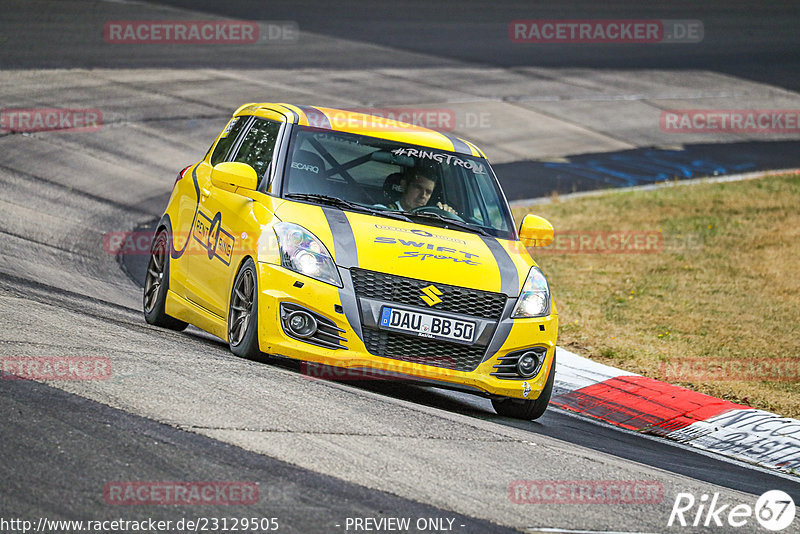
[282,126,515,239]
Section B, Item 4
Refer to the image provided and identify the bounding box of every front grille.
[351,268,506,320]
[362,328,486,372]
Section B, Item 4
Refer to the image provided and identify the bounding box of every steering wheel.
[410,205,464,222]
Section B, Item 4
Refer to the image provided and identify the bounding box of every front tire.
[492,350,556,420]
[228,258,264,361]
[143,229,188,331]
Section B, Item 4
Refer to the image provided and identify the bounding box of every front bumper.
[256,262,558,400]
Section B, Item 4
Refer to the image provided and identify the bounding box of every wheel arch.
[226,253,258,312]
[154,214,174,253]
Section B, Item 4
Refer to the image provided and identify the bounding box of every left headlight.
[274,222,342,287]
[511,266,550,318]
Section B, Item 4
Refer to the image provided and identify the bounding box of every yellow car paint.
[151,103,558,407]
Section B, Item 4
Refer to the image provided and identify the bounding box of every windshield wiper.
[405,211,491,236]
[285,193,412,222]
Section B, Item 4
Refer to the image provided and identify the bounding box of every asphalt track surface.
[2,1,800,533]
[8,0,800,93]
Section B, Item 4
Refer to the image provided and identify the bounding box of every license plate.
[379,307,475,344]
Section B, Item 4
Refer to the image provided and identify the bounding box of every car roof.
[231,103,486,158]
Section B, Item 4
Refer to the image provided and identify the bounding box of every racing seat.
[382,172,405,205]
[287,149,326,194]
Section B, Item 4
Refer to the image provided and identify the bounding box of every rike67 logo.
[668,490,795,531]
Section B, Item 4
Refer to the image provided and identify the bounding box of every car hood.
[274,201,533,296]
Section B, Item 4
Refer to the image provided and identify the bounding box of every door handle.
[201,188,211,199]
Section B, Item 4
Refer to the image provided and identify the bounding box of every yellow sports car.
[143,104,558,419]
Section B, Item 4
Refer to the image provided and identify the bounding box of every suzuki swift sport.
[143,103,558,420]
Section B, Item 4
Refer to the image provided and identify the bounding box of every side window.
[232,118,282,183]
[473,172,509,231]
[210,117,247,166]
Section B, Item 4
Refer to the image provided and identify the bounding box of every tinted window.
[232,118,282,183]
[210,117,247,166]
[284,127,515,239]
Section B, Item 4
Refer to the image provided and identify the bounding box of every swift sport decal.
[374,236,481,265]
[373,224,467,245]
[192,210,235,265]
[399,251,480,265]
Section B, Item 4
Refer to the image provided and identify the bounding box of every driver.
[386,168,456,214]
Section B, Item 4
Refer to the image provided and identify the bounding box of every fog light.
[287,311,317,338]
[517,352,540,378]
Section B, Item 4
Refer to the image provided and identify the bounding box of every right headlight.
[274,222,342,287]
[511,266,550,318]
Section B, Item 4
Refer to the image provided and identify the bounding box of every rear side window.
[210,117,248,165]
[232,118,282,183]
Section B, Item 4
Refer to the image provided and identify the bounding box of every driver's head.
[399,169,436,211]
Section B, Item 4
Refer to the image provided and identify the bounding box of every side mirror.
[211,162,258,191]
[519,214,554,247]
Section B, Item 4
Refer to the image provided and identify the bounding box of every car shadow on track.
[260,357,515,421]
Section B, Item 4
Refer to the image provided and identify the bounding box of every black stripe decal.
[443,134,471,155]
[480,236,519,297]
[483,300,516,363]
[322,207,362,341]
[298,105,331,129]
[338,269,363,342]
[463,139,482,157]
[279,104,299,123]
[171,165,201,259]
[480,237,521,362]
[322,208,358,268]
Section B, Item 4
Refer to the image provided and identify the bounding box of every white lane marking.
[525,528,659,534]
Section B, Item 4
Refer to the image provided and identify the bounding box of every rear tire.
[143,229,188,331]
[228,258,265,361]
[492,350,556,420]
